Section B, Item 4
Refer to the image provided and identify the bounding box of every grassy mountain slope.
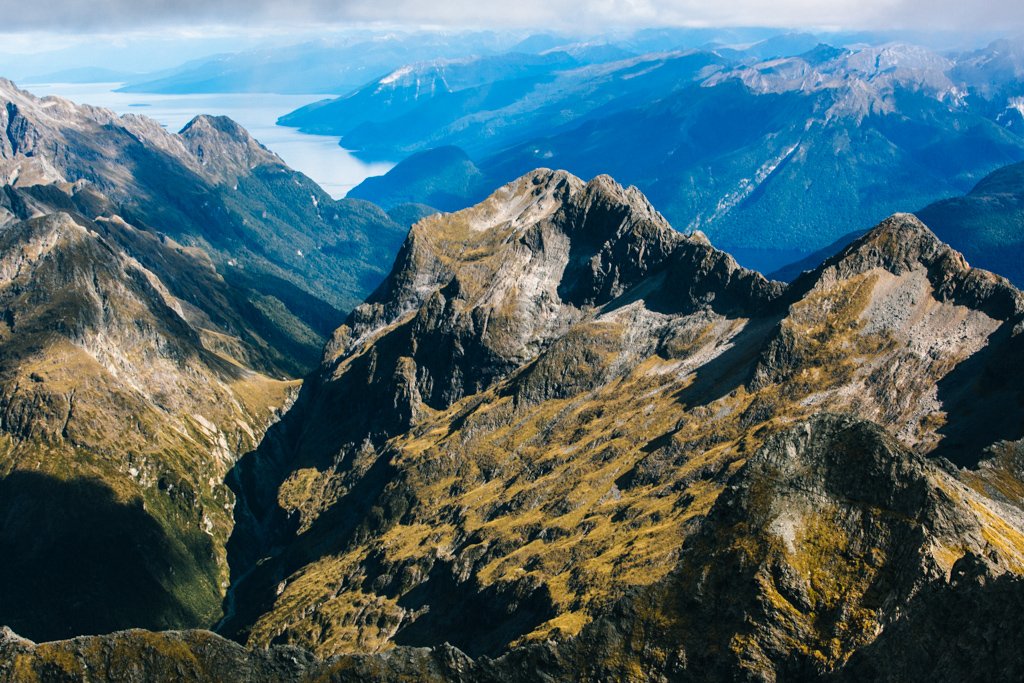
[212,170,1024,678]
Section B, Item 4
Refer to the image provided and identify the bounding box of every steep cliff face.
[215,168,1024,674]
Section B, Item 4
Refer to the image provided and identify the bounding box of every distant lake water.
[21,83,393,199]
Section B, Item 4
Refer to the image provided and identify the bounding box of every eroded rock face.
[218,168,1024,672]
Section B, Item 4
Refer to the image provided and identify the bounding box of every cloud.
[1,0,1023,32]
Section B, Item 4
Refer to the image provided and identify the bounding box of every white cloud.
[0,0,1022,32]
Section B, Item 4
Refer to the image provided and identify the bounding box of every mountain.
[285,49,729,159]
[0,79,406,374]
[0,188,301,642]
[5,168,1024,681]
[113,27,814,98]
[916,160,1024,287]
[347,146,485,210]
[188,168,1024,677]
[779,158,1024,286]
[277,49,645,157]
[0,153,1023,681]
[0,79,408,642]
[316,42,1024,271]
[118,33,548,95]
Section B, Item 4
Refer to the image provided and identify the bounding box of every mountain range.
[2,79,1024,682]
[306,40,1024,272]
[93,27,818,97]
[114,33,533,96]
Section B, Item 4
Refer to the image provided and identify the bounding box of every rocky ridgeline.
[197,169,1024,680]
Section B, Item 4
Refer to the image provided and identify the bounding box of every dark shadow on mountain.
[672,315,783,410]
[390,561,556,658]
[0,470,208,641]
[933,321,1024,467]
[220,268,345,340]
[834,554,1024,681]
[219,372,408,641]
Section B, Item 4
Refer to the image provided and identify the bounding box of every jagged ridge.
[214,168,1024,676]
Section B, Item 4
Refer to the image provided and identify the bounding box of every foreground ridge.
[5,419,1024,682]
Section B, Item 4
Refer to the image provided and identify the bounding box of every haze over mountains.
[2,16,1024,683]
[16,27,1024,275]
[306,38,1024,271]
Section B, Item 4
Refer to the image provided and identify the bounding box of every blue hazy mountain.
[118,33,575,95]
[276,48,650,151]
[338,42,1024,271]
[916,160,1024,286]
[287,49,728,158]
[347,146,485,210]
[113,27,854,97]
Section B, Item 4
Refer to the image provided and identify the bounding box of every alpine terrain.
[1,41,1024,683]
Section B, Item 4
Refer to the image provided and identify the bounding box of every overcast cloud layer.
[3,0,1024,32]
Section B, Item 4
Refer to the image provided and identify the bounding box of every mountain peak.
[340,168,775,370]
[813,213,965,281]
[179,113,251,142]
[790,211,1023,323]
[178,114,282,181]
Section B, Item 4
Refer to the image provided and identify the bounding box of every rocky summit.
[3,107,1024,681]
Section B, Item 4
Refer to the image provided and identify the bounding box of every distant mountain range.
[114,33,535,96]
[98,28,825,96]
[296,40,1024,271]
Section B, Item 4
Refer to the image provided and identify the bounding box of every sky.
[0,0,1018,80]
[2,0,1024,34]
